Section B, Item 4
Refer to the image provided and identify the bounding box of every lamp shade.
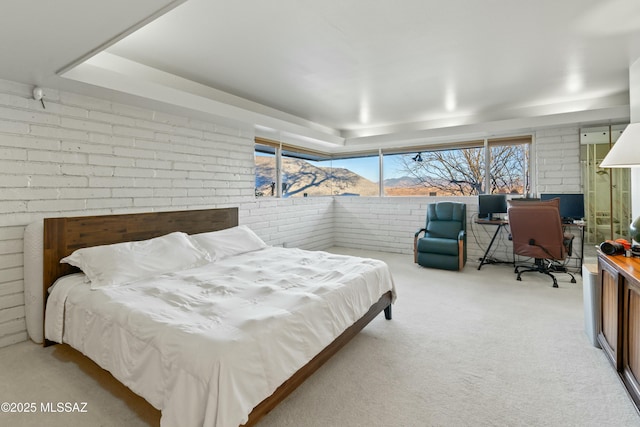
[599,122,640,168]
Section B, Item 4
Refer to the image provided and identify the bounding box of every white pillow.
[60,232,211,289]
[190,225,267,260]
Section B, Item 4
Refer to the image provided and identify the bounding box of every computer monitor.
[478,194,508,220]
[539,193,585,222]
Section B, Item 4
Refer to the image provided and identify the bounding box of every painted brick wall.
[534,126,582,194]
[242,197,334,250]
[0,79,332,348]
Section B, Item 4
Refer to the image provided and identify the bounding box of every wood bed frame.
[41,207,392,426]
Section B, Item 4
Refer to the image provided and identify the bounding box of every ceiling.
[3,0,640,153]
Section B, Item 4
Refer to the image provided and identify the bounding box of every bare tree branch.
[396,144,528,195]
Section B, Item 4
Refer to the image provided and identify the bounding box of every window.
[255,138,379,197]
[383,146,484,196]
[305,156,379,197]
[280,150,333,197]
[487,137,530,195]
[255,145,277,197]
[256,135,530,197]
[383,137,530,196]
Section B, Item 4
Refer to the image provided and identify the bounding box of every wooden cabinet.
[598,257,623,368]
[597,252,640,410]
[624,281,640,408]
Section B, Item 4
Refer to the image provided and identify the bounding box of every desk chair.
[414,201,467,271]
[508,202,576,288]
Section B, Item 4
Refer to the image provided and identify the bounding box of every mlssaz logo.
[40,402,88,413]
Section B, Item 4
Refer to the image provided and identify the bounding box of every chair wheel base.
[514,260,575,288]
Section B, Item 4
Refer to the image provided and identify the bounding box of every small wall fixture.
[412,152,423,162]
[33,86,45,109]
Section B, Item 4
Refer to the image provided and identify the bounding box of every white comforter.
[45,247,396,427]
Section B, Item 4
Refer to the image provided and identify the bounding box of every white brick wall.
[0,79,332,348]
[242,197,334,250]
[534,126,582,193]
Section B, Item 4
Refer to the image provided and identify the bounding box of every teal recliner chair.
[414,202,467,271]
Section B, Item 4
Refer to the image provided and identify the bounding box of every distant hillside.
[256,158,457,196]
[383,176,421,188]
[384,176,459,196]
[256,157,379,196]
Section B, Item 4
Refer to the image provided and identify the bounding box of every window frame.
[255,135,532,198]
[485,136,531,196]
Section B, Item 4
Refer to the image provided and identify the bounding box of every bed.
[23,207,396,427]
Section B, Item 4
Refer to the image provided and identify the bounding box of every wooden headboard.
[43,207,238,301]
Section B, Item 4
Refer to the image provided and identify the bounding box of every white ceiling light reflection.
[359,106,370,124]
[358,98,370,124]
[566,73,583,93]
[445,87,457,112]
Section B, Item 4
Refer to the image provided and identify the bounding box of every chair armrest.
[563,233,575,257]
[414,228,426,263]
[457,230,466,271]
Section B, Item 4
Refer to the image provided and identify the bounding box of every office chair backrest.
[508,197,559,208]
[508,203,567,260]
[426,202,466,239]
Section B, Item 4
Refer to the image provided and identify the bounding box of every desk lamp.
[599,122,640,248]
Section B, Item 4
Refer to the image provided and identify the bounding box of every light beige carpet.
[1,248,638,427]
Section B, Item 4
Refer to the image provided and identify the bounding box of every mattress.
[45,246,396,427]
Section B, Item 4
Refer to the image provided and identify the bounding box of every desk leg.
[580,225,585,273]
[478,224,502,270]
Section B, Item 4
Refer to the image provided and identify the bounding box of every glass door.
[580,125,631,244]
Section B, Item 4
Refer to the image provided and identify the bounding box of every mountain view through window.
[256,143,529,197]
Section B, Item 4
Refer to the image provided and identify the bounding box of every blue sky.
[257,151,410,182]
[312,155,409,182]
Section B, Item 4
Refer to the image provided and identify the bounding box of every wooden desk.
[597,252,640,412]
[474,218,585,272]
[475,218,509,270]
